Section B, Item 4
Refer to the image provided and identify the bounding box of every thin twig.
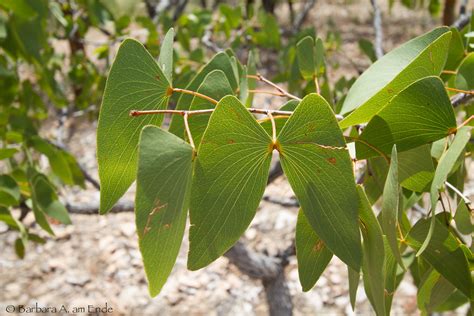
[370,0,384,59]
[130,108,294,117]
[446,181,472,205]
[183,112,196,151]
[172,87,218,104]
[457,115,474,129]
[446,87,474,95]
[442,70,457,75]
[451,11,471,30]
[247,74,302,101]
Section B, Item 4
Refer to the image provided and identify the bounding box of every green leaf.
[398,145,434,192]
[0,0,37,19]
[358,38,377,62]
[357,186,385,316]
[295,209,333,291]
[454,200,473,235]
[417,269,457,313]
[442,27,465,76]
[419,127,471,255]
[0,174,20,207]
[158,28,174,83]
[382,236,398,314]
[15,237,25,258]
[0,148,18,160]
[135,125,193,296]
[168,52,238,137]
[455,53,474,91]
[188,96,272,270]
[245,51,257,107]
[188,70,233,146]
[27,168,54,235]
[97,39,171,214]
[296,36,316,80]
[380,145,404,269]
[348,266,360,311]
[32,175,71,225]
[406,216,471,298]
[355,76,456,159]
[340,27,451,127]
[278,93,362,271]
[30,137,74,185]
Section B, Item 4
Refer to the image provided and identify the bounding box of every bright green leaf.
[188,70,233,146]
[168,52,238,137]
[278,93,362,271]
[455,53,474,91]
[188,96,272,270]
[0,174,20,207]
[296,36,316,80]
[340,27,451,127]
[97,39,171,214]
[419,127,471,255]
[158,28,174,83]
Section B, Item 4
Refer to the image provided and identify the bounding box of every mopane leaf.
[188,96,272,270]
[407,216,471,298]
[168,52,238,137]
[357,186,385,316]
[245,51,257,107]
[295,209,333,291]
[348,267,360,311]
[443,27,465,75]
[97,39,171,214]
[455,53,474,90]
[454,200,473,235]
[398,145,434,192]
[417,269,456,313]
[296,36,316,80]
[278,94,362,271]
[32,174,71,225]
[27,168,54,235]
[135,126,192,296]
[340,27,451,127]
[158,28,174,83]
[419,127,471,255]
[0,174,20,207]
[188,70,233,146]
[356,76,456,159]
[380,146,405,268]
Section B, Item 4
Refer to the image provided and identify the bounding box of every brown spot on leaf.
[166,86,174,96]
[164,224,171,229]
[312,240,324,252]
[227,139,235,144]
[387,88,394,94]
[327,157,336,165]
[143,200,168,236]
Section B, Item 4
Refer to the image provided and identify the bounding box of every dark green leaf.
[356,76,456,159]
[358,186,385,316]
[135,125,193,296]
[278,94,362,271]
[407,216,471,298]
[188,96,272,270]
[296,209,333,291]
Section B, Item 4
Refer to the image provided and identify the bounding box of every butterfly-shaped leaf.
[97,39,171,214]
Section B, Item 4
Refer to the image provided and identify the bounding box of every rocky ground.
[1,0,472,315]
